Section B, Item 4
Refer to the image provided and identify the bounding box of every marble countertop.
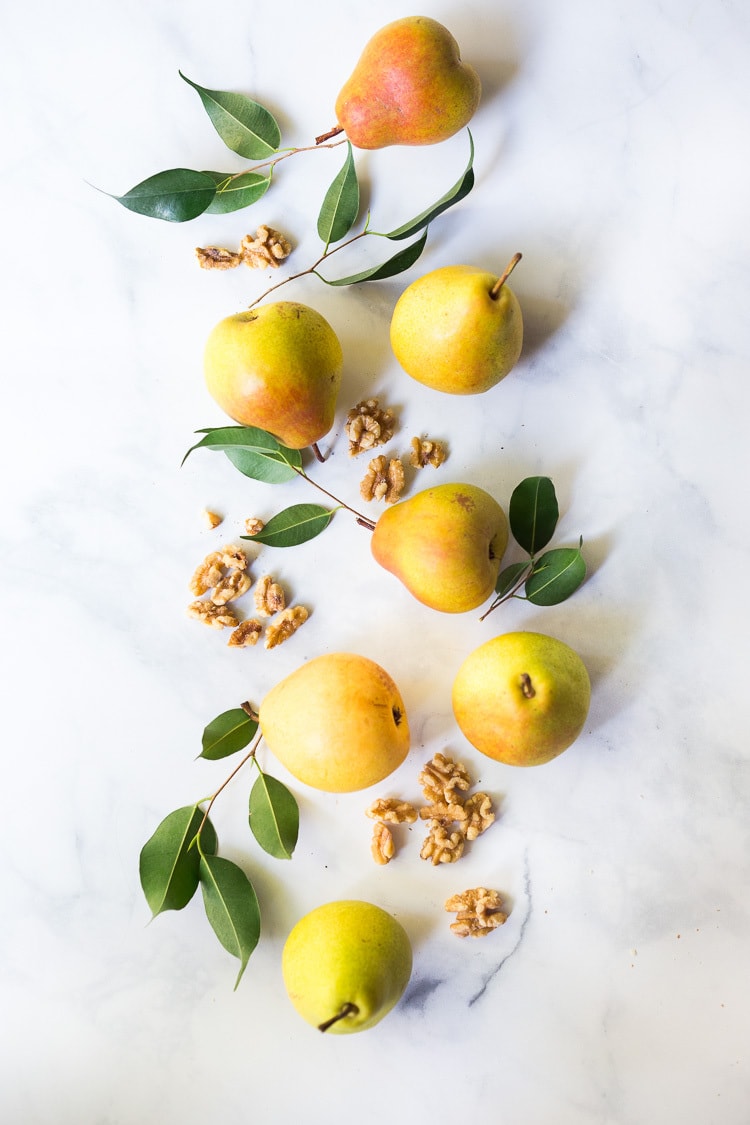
[3,1,749,1121]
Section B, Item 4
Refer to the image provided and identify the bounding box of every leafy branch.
[139,703,299,988]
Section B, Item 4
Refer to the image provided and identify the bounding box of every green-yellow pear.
[452,631,591,766]
[333,16,481,149]
[371,482,508,614]
[258,652,410,792]
[390,256,524,394]
[203,302,343,449]
[282,900,413,1034]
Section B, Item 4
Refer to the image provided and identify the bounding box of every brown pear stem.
[520,673,536,699]
[315,124,344,145]
[311,442,326,463]
[318,1002,359,1032]
[240,701,259,722]
[489,252,522,300]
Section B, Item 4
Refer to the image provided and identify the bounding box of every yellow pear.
[390,256,523,394]
[452,631,591,766]
[371,482,508,613]
[282,900,413,1034]
[203,302,343,449]
[258,652,410,792]
[334,16,481,149]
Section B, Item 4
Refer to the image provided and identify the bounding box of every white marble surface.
[2,0,750,1121]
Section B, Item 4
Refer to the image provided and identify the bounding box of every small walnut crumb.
[210,569,252,606]
[240,225,292,269]
[420,822,465,865]
[462,792,495,840]
[187,600,239,629]
[227,619,263,647]
[359,455,405,504]
[203,509,223,529]
[418,752,472,804]
[366,798,418,824]
[345,398,396,456]
[445,887,508,937]
[254,575,286,617]
[264,605,309,649]
[418,800,468,825]
[244,517,265,536]
[195,245,242,270]
[409,436,446,469]
[371,821,395,865]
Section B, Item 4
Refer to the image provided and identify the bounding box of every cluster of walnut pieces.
[346,397,447,504]
[187,541,308,650]
[365,752,495,868]
[345,398,397,457]
[444,887,508,938]
[195,225,292,271]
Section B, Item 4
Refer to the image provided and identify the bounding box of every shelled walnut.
[370,822,395,866]
[187,600,239,629]
[264,605,309,649]
[418,752,472,804]
[195,245,242,270]
[244,517,265,536]
[409,436,446,469]
[210,569,252,606]
[444,887,508,937]
[420,822,465,865]
[240,225,292,268]
[462,792,495,840]
[254,575,286,617]
[227,619,263,647]
[345,398,396,456]
[360,455,404,504]
[366,798,418,824]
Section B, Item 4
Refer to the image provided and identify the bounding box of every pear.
[282,900,413,1034]
[452,631,591,766]
[258,652,410,793]
[203,301,343,449]
[371,482,508,614]
[333,17,481,149]
[390,255,523,394]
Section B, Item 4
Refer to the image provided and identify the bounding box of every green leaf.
[509,476,559,556]
[495,560,532,598]
[182,426,302,483]
[242,503,334,547]
[383,131,475,240]
[180,72,281,159]
[201,708,258,761]
[108,169,216,222]
[317,142,359,247]
[139,805,218,917]
[199,855,261,989]
[525,542,586,606]
[249,772,299,860]
[321,228,429,286]
[203,170,272,214]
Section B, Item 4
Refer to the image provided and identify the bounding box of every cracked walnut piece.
[210,569,252,606]
[345,398,396,456]
[189,546,248,596]
[371,822,395,865]
[195,245,242,270]
[254,575,286,617]
[187,600,238,629]
[360,455,404,504]
[227,619,263,647]
[244,517,265,536]
[445,887,508,937]
[409,436,446,469]
[418,752,472,804]
[264,605,309,649]
[462,792,495,840]
[366,798,418,824]
[240,226,292,269]
[420,822,465,865]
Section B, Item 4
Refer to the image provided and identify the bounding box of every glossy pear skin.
[452,632,591,766]
[335,17,481,149]
[282,900,413,1034]
[371,482,508,613]
[203,302,343,449]
[258,653,410,793]
[390,265,523,394]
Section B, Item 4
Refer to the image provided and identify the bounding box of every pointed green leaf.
[201,708,258,761]
[182,426,302,483]
[203,170,272,214]
[108,168,216,222]
[180,72,280,158]
[249,772,299,860]
[317,142,359,246]
[321,228,429,286]
[139,805,218,916]
[383,131,475,240]
[509,476,559,556]
[495,560,532,598]
[199,855,261,989]
[242,503,334,547]
[525,542,586,606]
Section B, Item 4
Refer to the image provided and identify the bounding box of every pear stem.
[489,252,522,300]
[318,1002,359,1032]
[311,442,326,464]
[315,124,344,145]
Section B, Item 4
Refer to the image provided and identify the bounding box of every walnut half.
[360,455,404,504]
[444,887,508,937]
[264,605,309,649]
